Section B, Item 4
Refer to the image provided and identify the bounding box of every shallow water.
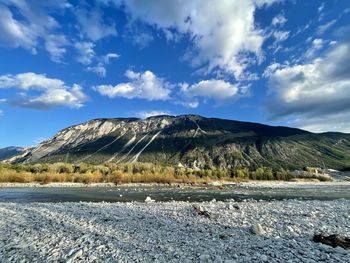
[0,184,349,202]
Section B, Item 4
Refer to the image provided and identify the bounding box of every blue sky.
[0,0,350,148]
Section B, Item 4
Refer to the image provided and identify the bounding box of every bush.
[0,162,333,184]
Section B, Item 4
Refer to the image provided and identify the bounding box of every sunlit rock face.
[6,115,350,170]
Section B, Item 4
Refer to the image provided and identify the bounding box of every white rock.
[251,224,266,235]
[66,249,83,263]
[145,196,155,203]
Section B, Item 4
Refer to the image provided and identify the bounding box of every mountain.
[7,115,350,170]
[0,147,25,161]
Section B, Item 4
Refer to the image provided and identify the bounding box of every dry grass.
[0,162,323,184]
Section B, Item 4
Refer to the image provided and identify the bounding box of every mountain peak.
[5,116,350,170]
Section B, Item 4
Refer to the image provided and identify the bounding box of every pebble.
[261,254,268,262]
[0,200,349,262]
[145,196,155,203]
[199,254,212,262]
[65,249,83,263]
[251,224,266,236]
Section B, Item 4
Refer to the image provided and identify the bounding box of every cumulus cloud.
[0,73,88,109]
[95,69,247,107]
[95,70,171,100]
[136,110,171,119]
[44,34,69,62]
[122,0,278,79]
[76,7,117,41]
[75,42,96,65]
[180,79,241,108]
[290,112,350,133]
[264,39,350,132]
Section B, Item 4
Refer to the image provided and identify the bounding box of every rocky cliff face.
[7,115,350,170]
[0,147,26,161]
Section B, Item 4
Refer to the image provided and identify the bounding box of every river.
[0,183,349,202]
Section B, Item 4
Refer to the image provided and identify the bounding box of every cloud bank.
[265,39,350,132]
[0,73,88,109]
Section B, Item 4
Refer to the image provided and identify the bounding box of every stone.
[65,249,83,263]
[199,254,212,263]
[145,196,155,203]
[313,234,350,249]
[261,254,268,262]
[251,224,266,236]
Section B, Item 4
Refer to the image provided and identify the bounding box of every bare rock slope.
[8,115,350,170]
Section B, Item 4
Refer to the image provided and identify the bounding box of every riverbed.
[0,182,349,262]
[0,182,350,202]
[0,200,349,262]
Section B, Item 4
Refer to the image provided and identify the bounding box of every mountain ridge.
[5,115,350,170]
[0,147,26,161]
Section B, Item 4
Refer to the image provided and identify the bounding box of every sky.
[0,0,350,148]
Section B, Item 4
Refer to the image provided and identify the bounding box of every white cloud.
[179,79,250,108]
[265,40,350,132]
[0,1,117,64]
[95,70,171,100]
[123,22,155,48]
[136,110,171,119]
[34,137,47,144]
[0,73,88,109]
[103,53,119,64]
[290,112,350,133]
[304,38,324,58]
[130,31,154,48]
[122,0,278,79]
[0,4,34,50]
[0,1,72,60]
[16,84,87,109]
[181,80,239,102]
[75,42,95,65]
[44,34,69,62]
[76,7,117,41]
[87,63,106,77]
[273,31,289,43]
[87,53,120,77]
[317,19,336,35]
[272,14,287,27]
[95,69,247,107]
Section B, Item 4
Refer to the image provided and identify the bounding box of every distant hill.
[7,115,350,170]
[0,147,25,161]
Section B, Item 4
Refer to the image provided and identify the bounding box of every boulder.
[313,234,350,249]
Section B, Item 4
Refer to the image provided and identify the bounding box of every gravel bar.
[0,200,349,262]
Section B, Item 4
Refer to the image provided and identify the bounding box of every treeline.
[0,162,331,184]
